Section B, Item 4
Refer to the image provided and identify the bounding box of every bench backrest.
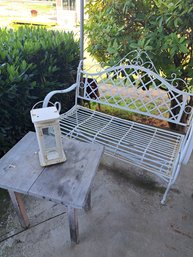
[76,51,193,127]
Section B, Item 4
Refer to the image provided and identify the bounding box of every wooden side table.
[0,132,104,243]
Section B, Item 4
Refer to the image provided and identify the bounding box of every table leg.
[67,207,79,244]
[84,190,91,212]
[8,191,30,229]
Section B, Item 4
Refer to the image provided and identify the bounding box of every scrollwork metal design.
[184,105,193,115]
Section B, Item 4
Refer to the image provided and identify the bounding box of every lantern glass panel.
[42,127,56,149]
[42,126,59,161]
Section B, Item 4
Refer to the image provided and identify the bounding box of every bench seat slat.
[60,106,184,181]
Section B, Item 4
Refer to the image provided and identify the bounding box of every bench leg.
[84,190,91,212]
[161,163,181,205]
[8,191,30,228]
[161,183,172,205]
[67,207,79,244]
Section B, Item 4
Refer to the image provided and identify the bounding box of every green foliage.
[85,0,193,87]
[0,26,79,157]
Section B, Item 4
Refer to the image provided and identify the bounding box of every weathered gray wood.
[0,132,44,193]
[29,138,104,208]
[67,207,79,244]
[84,190,91,212]
[0,132,104,243]
[9,191,30,228]
[72,142,104,208]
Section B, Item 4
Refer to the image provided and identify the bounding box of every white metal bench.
[43,50,193,204]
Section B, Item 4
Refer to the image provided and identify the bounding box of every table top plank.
[72,143,104,208]
[29,138,104,208]
[0,132,44,193]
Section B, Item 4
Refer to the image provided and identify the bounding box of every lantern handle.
[31,101,61,113]
[54,101,61,113]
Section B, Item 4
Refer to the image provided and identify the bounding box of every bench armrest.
[42,83,78,108]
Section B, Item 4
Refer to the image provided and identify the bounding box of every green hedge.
[0,26,79,157]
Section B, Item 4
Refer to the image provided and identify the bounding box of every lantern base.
[38,150,66,167]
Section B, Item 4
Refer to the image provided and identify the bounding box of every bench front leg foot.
[161,181,173,205]
[9,191,30,228]
[67,207,79,244]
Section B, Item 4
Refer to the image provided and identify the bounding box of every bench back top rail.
[76,50,193,127]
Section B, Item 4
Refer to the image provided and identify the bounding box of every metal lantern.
[30,106,66,167]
